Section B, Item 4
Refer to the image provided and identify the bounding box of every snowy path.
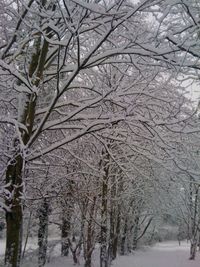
[113,241,200,267]
[45,241,200,267]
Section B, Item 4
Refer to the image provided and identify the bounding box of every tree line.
[0,0,200,266]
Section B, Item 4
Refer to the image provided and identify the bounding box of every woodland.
[1,0,200,267]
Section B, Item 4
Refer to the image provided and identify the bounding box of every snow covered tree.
[1,0,200,266]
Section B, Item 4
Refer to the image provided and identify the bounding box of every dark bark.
[71,250,79,265]
[100,151,109,267]
[120,217,128,255]
[84,257,92,267]
[189,186,199,260]
[4,90,36,267]
[136,217,153,245]
[109,207,115,261]
[61,182,74,257]
[109,175,116,262]
[68,237,81,265]
[132,216,139,250]
[84,197,96,267]
[112,209,120,259]
[4,2,50,263]
[189,240,197,260]
[38,199,50,267]
[109,198,120,261]
[5,156,23,267]
[22,211,32,259]
[61,217,71,257]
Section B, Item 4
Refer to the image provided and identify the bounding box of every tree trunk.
[100,151,109,267]
[72,250,79,265]
[132,216,139,250]
[109,175,118,262]
[61,181,74,257]
[84,196,96,267]
[68,237,81,265]
[84,257,92,267]
[112,209,120,260]
[22,211,32,259]
[189,238,197,260]
[38,199,50,267]
[4,152,24,267]
[4,2,49,264]
[61,217,71,256]
[120,218,128,255]
[109,207,115,261]
[189,186,199,260]
[100,224,108,267]
[4,88,36,267]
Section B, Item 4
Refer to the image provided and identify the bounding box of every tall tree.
[1,0,200,266]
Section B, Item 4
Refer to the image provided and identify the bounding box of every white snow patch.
[113,241,200,267]
[45,241,199,267]
[0,240,198,267]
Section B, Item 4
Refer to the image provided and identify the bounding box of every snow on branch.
[0,60,32,93]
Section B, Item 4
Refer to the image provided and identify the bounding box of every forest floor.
[112,241,200,267]
[44,241,200,267]
[0,240,199,266]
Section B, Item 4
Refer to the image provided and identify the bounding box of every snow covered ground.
[113,241,200,267]
[45,241,200,267]
[0,240,199,267]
